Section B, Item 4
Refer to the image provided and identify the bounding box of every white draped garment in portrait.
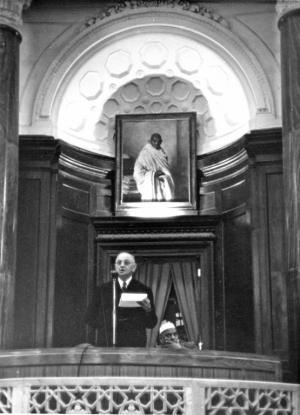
[133,143,175,201]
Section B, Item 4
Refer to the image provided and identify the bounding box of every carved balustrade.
[0,376,299,414]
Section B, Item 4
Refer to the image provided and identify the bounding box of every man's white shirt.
[118,276,132,290]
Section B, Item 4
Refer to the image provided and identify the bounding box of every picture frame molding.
[115,111,197,217]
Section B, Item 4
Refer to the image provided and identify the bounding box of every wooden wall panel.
[223,211,255,352]
[61,183,90,214]
[221,180,247,213]
[15,178,41,348]
[247,129,289,376]
[16,131,288,370]
[280,12,300,382]
[198,139,248,215]
[52,142,112,347]
[53,213,93,347]
[250,165,287,356]
[15,136,57,348]
[266,172,288,354]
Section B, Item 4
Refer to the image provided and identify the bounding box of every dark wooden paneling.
[53,213,93,347]
[280,12,300,381]
[266,172,288,354]
[0,348,282,382]
[247,128,290,377]
[58,140,114,217]
[15,178,41,348]
[52,142,113,347]
[250,166,288,356]
[198,138,249,215]
[223,211,255,353]
[0,27,20,349]
[61,183,90,214]
[15,172,57,347]
[221,179,247,213]
[15,131,289,372]
[15,136,57,348]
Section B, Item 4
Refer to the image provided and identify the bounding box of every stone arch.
[20,2,278,155]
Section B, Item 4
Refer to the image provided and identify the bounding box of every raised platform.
[0,347,282,381]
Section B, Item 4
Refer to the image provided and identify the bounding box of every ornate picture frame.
[115,112,197,217]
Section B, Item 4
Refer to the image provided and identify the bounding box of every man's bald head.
[115,252,137,280]
[116,252,135,263]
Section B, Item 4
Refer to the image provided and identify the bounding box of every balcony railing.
[0,377,299,414]
[0,348,283,381]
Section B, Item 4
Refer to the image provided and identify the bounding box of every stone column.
[277,0,300,381]
[0,0,30,348]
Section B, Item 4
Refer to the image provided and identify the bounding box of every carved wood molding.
[246,128,282,158]
[97,232,216,242]
[93,217,219,242]
[198,138,249,185]
[58,140,114,182]
[19,135,59,167]
[200,149,248,181]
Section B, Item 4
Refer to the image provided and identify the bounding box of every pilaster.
[278,0,300,381]
[0,0,31,348]
[0,0,31,32]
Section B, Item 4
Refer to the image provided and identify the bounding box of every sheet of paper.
[119,292,147,308]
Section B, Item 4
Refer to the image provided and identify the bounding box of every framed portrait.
[115,112,197,217]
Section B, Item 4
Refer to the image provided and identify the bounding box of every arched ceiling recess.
[90,75,213,154]
[23,3,276,156]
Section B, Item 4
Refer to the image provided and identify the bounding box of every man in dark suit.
[86,252,157,347]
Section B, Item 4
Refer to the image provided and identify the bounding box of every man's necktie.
[122,282,127,291]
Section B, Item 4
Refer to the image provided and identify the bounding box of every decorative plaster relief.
[193,96,208,115]
[145,77,166,96]
[172,81,190,101]
[20,2,277,156]
[277,0,300,20]
[121,83,140,102]
[0,0,31,31]
[206,66,228,96]
[203,117,216,137]
[103,99,120,119]
[140,41,168,69]
[65,101,87,132]
[93,75,213,155]
[134,105,145,113]
[79,71,103,100]
[176,46,203,75]
[94,121,107,141]
[83,0,229,29]
[56,32,249,155]
[105,50,132,78]
[150,102,163,113]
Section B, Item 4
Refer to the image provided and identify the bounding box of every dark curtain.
[135,257,201,346]
[135,261,172,346]
[171,260,201,343]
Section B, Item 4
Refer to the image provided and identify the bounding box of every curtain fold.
[171,260,201,343]
[135,261,172,346]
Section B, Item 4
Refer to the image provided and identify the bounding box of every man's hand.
[138,297,152,312]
